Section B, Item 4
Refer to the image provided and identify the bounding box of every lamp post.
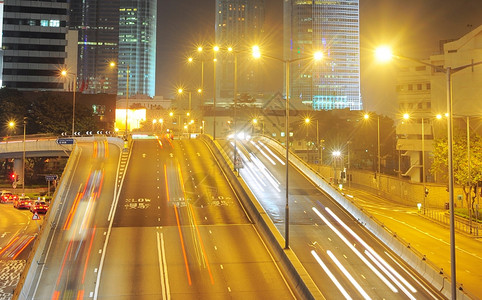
[22,118,26,195]
[125,64,130,138]
[332,150,341,185]
[253,46,322,249]
[376,46,482,298]
[60,70,77,136]
[213,46,219,140]
[364,113,381,189]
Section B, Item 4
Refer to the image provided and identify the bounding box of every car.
[30,200,49,214]
[13,196,32,209]
[0,190,17,203]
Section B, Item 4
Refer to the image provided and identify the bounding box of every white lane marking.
[157,231,171,300]
[311,250,352,300]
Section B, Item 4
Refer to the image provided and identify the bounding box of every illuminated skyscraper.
[68,0,119,94]
[2,0,68,90]
[118,0,157,98]
[284,1,362,110]
[215,0,264,98]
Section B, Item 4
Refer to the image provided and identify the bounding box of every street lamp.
[332,150,341,185]
[60,69,77,136]
[363,113,381,190]
[253,46,323,249]
[376,46,482,298]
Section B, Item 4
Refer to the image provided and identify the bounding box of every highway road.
[345,187,482,297]
[0,201,38,261]
[221,138,445,300]
[28,136,293,299]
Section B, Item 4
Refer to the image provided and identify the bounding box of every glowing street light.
[363,113,381,189]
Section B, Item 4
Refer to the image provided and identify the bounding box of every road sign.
[45,174,58,181]
[56,138,74,145]
[234,156,243,169]
[32,212,40,220]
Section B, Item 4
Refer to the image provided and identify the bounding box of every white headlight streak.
[311,207,398,293]
[311,250,352,300]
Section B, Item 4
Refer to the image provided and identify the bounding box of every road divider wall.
[260,136,470,300]
[200,135,323,300]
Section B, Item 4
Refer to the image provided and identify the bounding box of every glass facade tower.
[215,0,264,98]
[68,0,119,94]
[284,0,362,110]
[118,0,157,98]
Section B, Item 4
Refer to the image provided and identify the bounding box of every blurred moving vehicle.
[0,190,18,203]
[13,196,32,209]
[30,200,49,214]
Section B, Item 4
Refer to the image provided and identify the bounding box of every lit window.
[49,20,60,27]
[41,20,49,27]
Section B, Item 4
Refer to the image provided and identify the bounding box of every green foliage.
[431,128,482,214]
[0,88,98,135]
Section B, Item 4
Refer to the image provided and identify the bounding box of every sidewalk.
[342,185,482,298]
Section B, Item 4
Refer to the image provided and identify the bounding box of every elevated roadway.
[18,137,293,299]
[218,138,446,299]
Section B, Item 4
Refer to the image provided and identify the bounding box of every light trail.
[164,164,170,202]
[189,204,215,284]
[258,140,285,165]
[81,227,96,284]
[327,250,371,300]
[312,207,398,293]
[311,250,352,300]
[250,141,276,165]
[174,205,192,285]
[364,250,416,300]
[325,207,417,294]
[11,236,35,260]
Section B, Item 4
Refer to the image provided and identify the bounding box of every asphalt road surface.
[29,136,293,299]
[221,138,445,300]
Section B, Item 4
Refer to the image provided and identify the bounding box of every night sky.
[156,0,482,117]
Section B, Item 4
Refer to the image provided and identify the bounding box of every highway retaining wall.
[261,136,470,300]
[200,135,323,300]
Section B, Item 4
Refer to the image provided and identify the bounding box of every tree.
[431,129,482,217]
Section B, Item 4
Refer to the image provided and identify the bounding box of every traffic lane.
[174,139,249,225]
[100,224,294,300]
[113,139,176,227]
[32,141,119,299]
[0,203,38,260]
[166,224,294,299]
[240,140,441,299]
[348,188,482,297]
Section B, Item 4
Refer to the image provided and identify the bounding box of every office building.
[2,0,69,90]
[284,1,362,110]
[118,0,157,98]
[215,0,265,98]
[396,24,482,183]
[68,0,119,94]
